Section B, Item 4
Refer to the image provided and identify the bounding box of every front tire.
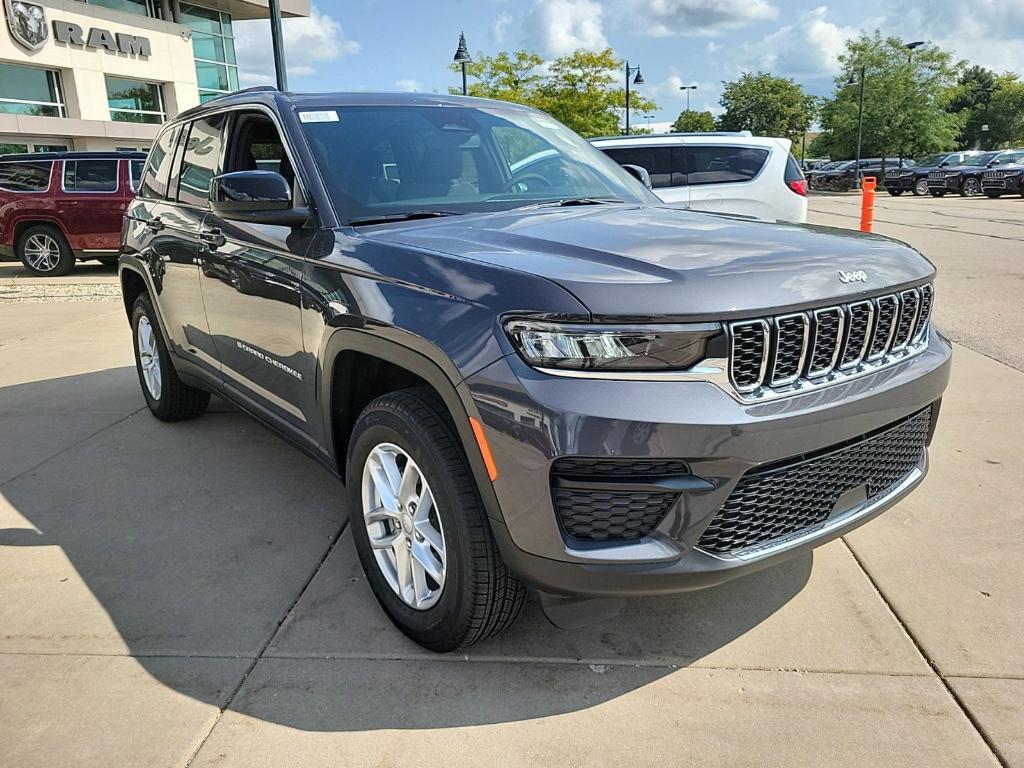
[913,179,929,196]
[131,294,210,421]
[960,178,981,197]
[348,388,527,652]
[930,190,946,198]
[17,224,74,276]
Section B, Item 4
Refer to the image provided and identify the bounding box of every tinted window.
[0,161,51,192]
[177,114,224,207]
[686,146,769,185]
[63,160,118,192]
[602,147,680,188]
[129,160,145,190]
[140,126,178,199]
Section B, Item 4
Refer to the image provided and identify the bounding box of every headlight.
[504,320,719,371]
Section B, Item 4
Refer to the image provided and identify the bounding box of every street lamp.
[847,66,867,190]
[898,41,925,168]
[981,85,996,150]
[679,84,697,113]
[624,61,644,135]
[453,31,472,96]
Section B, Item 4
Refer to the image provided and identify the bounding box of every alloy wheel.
[962,178,980,196]
[23,233,61,273]
[136,315,162,400]
[361,443,446,610]
[914,179,928,196]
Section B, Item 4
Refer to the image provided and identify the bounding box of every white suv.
[590,133,808,223]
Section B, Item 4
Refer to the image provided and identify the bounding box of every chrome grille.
[726,285,932,400]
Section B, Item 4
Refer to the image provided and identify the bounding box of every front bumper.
[928,175,963,191]
[885,174,917,191]
[982,175,1023,193]
[462,328,952,597]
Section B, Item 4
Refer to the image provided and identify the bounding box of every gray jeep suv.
[119,89,951,651]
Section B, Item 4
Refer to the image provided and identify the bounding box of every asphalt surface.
[0,193,1021,767]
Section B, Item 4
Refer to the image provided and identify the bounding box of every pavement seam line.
[179,517,350,768]
[0,407,145,489]
[841,537,1010,768]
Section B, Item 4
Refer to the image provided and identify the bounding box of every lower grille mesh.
[553,489,676,541]
[697,408,932,555]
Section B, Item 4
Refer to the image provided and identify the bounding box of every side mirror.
[938,161,948,167]
[210,170,311,227]
[620,163,653,189]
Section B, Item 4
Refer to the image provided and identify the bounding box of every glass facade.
[106,77,166,124]
[81,0,154,17]
[0,63,65,118]
[180,3,239,103]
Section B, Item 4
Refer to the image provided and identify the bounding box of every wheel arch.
[12,218,71,252]
[321,329,503,520]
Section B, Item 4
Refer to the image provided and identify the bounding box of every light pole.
[453,32,471,96]
[898,41,925,169]
[847,66,867,190]
[981,85,996,150]
[624,61,644,134]
[679,84,697,114]
[268,0,287,91]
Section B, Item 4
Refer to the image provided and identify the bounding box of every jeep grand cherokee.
[119,89,951,651]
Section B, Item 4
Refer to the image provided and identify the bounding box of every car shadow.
[0,367,811,732]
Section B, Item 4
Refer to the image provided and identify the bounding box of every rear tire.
[348,387,527,652]
[960,178,981,197]
[98,256,118,267]
[131,294,210,421]
[887,189,903,196]
[16,224,74,276]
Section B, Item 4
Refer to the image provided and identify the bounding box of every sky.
[233,0,1024,129]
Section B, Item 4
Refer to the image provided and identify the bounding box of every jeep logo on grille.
[838,269,868,284]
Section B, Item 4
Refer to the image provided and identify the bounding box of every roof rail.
[196,85,279,105]
[589,130,755,142]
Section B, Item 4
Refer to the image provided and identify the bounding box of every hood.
[357,205,935,319]
[941,164,988,175]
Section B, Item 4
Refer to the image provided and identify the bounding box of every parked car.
[589,133,807,223]
[926,150,1024,197]
[806,160,850,189]
[120,88,950,650]
[0,151,147,276]
[980,151,1024,198]
[886,151,980,196]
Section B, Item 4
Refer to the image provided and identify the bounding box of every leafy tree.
[947,65,998,149]
[671,110,715,132]
[984,75,1024,149]
[450,47,657,138]
[716,72,815,143]
[814,34,961,161]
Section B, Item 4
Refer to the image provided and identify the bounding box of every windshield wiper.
[348,210,463,227]
[511,197,623,211]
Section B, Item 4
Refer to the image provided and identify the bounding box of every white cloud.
[744,6,857,79]
[394,79,423,92]
[234,5,361,87]
[524,0,608,57]
[624,0,778,37]
[492,11,513,45]
[891,0,1024,73]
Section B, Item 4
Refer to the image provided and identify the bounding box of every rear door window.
[685,145,769,185]
[139,125,179,199]
[0,161,51,192]
[601,146,681,188]
[177,114,225,207]
[63,160,118,192]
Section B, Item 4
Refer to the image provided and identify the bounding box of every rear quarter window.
[139,125,178,199]
[686,146,769,185]
[0,161,51,192]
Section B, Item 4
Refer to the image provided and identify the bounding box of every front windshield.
[992,150,1024,165]
[916,154,946,166]
[298,104,656,224]
[963,152,1000,167]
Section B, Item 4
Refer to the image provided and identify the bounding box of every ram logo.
[838,269,869,284]
[4,0,47,52]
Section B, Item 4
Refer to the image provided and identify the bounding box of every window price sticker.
[299,110,339,123]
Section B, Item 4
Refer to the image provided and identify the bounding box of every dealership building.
[1,0,308,154]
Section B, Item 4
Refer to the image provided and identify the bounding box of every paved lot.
[1,193,1022,767]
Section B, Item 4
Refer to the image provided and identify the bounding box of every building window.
[81,0,155,17]
[106,77,166,124]
[181,4,239,103]
[0,63,66,118]
[0,140,69,154]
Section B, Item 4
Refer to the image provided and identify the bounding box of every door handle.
[199,228,226,249]
[146,217,164,232]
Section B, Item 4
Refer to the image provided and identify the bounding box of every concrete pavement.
[0,194,1021,766]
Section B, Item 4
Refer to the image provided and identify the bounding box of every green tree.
[984,75,1024,149]
[814,34,961,160]
[671,110,715,132]
[450,47,657,138]
[716,72,815,143]
[947,65,998,149]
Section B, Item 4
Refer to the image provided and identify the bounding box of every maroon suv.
[0,151,146,276]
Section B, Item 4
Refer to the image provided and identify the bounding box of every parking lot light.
[453,32,472,96]
[624,62,643,134]
[847,66,867,191]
